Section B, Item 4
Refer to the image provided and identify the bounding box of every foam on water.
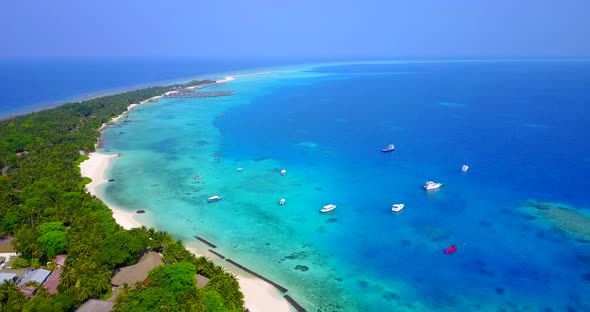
[99,61,590,311]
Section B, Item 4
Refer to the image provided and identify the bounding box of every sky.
[1,0,589,58]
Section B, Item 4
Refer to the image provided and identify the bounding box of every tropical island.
[0,80,248,311]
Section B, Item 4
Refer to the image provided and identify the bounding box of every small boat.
[207,195,222,203]
[391,204,405,212]
[236,168,243,172]
[444,245,457,254]
[280,169,287,176]
[461,165,469,172]
[424,181,442,190]
[321,204,337,213]
[381,144,395,152]
[194,175,202,180]
[279,198,286,205]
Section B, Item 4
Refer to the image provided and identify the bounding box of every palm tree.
[60,268,76,289]
[180,288,206,312]
[72,284,92,302]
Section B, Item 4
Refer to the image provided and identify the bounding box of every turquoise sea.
[98,61,590,311]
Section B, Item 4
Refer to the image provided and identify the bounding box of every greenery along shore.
[0,81,246,311]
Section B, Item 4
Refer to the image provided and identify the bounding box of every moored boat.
[391,204,405,212]
[461,165,469,172]
[381,144,395,152]
[236,168,243,172]
[321,204,337,213]
[279,198,286,205]
[424,181,442,190]
[444,245,457,254]
[207,195,222,203]
[194,175,202,180]
[280,169,287,176]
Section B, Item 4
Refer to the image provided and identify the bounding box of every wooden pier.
[194,81,226,89]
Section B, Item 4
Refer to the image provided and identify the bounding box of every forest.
[0,81,246,311]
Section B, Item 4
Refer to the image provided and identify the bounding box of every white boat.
[280,169,287,176]
[321,204,337,213]
[424,181,442,190]
[461,165,469,172]
[381,144,395,152]
[236,168,243,172]
[208,195,222,203]
[279,198,286,205]
[391,204,405,212]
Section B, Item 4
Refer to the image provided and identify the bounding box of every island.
[0,80,248,311]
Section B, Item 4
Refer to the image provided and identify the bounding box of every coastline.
[79,86,293,312]
[79,152,143,230]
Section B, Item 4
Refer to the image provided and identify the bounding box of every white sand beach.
[79,152,142,230]
[185,247,292,312]
[217,76,235,83]
[237,276,292,312]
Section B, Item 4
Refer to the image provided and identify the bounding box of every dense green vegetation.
[0,81,246,311]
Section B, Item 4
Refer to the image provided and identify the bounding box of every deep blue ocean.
[6,58,590,311]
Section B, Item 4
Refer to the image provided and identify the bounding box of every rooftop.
[0,272,17,283]
[51,254,67,267]
[44,267,62,294]
[110,252,163,287]
[18,285,36,298]
[76,299,114,312]
[17,268,51,287]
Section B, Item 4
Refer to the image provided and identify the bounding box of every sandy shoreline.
[79,86,293,312]
[79,152,143,230]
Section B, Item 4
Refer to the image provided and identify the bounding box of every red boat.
[444,245,457,254]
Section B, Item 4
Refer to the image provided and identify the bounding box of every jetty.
[195,236,307,311]
[193,81,226,89]
[163,91,235,98]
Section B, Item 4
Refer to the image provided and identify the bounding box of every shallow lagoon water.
[100,61,590,311]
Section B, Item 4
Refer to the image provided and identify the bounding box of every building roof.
[195,274,210,289]
[18,285,36,298]
[0,272,17,283]
[44,267,62,295]
[76,299,114,312]
[17,268,51,286]
[110,252,163,287]
[51,255,67,267]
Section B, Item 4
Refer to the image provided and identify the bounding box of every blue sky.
[1,0,589,58]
